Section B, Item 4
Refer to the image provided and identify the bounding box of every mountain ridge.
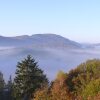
[0,34,82,49]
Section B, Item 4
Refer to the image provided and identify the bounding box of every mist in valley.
[0,45,100,81]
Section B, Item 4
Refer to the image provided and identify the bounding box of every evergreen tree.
[6,76,13,100]
[0,71,5,100]
[14,55,48,100]
[7,76,13,90]
[0,71,5,89]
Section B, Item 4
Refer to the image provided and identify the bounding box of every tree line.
[0,55,100,100]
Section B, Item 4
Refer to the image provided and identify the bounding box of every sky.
[0,0,100,43]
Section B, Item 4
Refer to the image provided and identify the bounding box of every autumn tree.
[33,71,73,100]
[34,86,51,100]
[50,71,73,100]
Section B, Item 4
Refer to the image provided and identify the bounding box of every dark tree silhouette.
[13,55,48,100]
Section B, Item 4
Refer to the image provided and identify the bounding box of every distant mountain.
[91,43,100,49]
[0,34,82,49]
[0,36,22,46]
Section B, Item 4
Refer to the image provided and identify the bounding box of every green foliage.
[13,55,48,100]
[82,79,100,99]
[66,59,100,94]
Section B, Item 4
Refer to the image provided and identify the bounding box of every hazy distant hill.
[0,34,82,49]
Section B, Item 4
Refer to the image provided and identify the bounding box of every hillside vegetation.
[0,56,100,100]
[34,59,100,100]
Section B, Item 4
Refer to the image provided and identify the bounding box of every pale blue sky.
[0,0,100,43]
